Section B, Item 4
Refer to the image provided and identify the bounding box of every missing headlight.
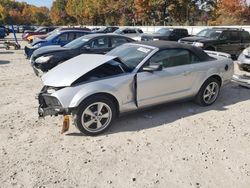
[44,96,61,107]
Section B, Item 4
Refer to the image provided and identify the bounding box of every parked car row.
[31,34,134,74]
[5,25,37,33]
[25,30,92,58]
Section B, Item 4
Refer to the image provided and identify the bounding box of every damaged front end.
[38,86,68,117]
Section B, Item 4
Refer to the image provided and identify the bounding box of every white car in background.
[114,28,143,41]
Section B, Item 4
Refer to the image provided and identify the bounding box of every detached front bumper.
[38,90,67,117]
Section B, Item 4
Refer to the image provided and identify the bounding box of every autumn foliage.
[1,0,250,26]
[214,0,250,25]
[0,0,51,25]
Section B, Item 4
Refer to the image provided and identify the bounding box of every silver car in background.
[38,41,234,135]
[237,48,250,72]
[114,28,143,41]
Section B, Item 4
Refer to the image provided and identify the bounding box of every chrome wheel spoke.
[85,108,95,117]
[203,82,219,104]
[210,83,215,91]
[97,103,104,115]
[101,112,109,118]
[96,120,102,128]
[207,86,212,92]
[204,93,210,99]
[84,119,95,128]
[207,95,212,101]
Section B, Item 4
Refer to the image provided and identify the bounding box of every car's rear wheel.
[74,95,116,136]
[195,78,220,106]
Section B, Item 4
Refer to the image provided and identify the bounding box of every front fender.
[69,83,120,108]
[51,82,120,109]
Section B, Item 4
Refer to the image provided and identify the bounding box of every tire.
[195,78,221,106]
[74,95,117,136]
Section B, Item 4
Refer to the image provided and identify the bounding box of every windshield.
[197,29,222,39]
[97,27,106,31]
[45,31,60,40]
[114,29,122,34]
[156,28,171,35]
[107,44,153,70]
[35,27,44,32]
[64,36,89,49]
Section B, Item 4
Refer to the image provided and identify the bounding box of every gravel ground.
[0,34,250,188]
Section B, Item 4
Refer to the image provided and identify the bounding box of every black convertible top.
[134,40,213,61]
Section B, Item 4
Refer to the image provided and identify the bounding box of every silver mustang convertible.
[38,41,234,135]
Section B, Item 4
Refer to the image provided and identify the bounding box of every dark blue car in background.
[0,26,8,38]
[25,30,91,59]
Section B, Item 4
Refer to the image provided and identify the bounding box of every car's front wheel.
[196,78,221,106]
[74,95,116,136]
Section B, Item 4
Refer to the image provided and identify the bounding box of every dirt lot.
[0,34,250,188]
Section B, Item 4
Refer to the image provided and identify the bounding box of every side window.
[220,31,230,40]
[68,32,76,41]
[230,31,241,41]
[129,29,136,34]
[241,31,250,42]
[183,30,189,36]
[171,30,177,36]
[89,37,109,49]
[107,28,113,32]
[148,49,200,68]
[57,33,68,41]
[76,32,85,38]
[123,29,129,34]
[111,37,129,48]
[138,29,143,33]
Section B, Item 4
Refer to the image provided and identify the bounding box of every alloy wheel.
[203,82,219,104]
[81,102,112,133]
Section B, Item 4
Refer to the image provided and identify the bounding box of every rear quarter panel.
[190,56,234,95]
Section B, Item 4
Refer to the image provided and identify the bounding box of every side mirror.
[143,64,163,72]
[83,44,91,50]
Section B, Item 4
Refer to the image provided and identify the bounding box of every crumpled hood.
[33,45,68,57]
[42,54,117,87]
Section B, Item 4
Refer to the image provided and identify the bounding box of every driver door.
[137,49,197,108]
